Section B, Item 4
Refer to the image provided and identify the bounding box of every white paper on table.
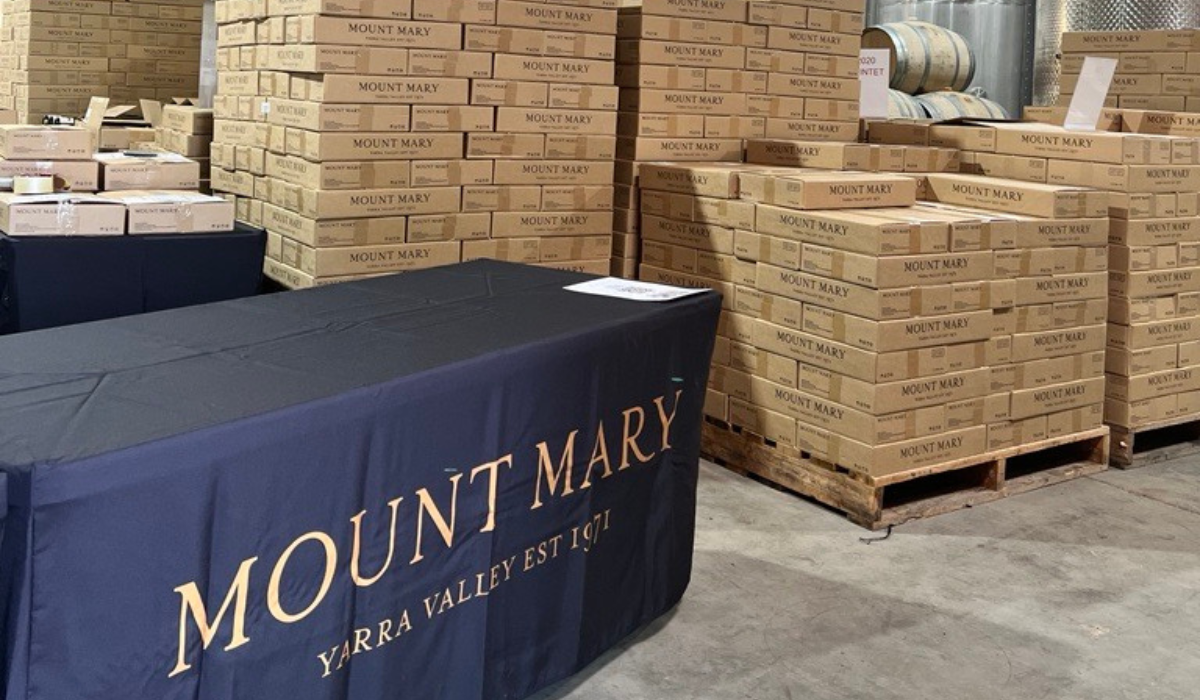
[859,49,891,119]
[1064,56,1118,131]
[565,277,709,302]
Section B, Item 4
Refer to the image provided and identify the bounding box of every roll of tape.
[13,176,54,195]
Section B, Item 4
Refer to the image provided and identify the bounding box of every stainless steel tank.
[1034,0,1200,105]
[867,0,1036,120]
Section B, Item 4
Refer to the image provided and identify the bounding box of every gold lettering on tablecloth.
[168,391,685,679]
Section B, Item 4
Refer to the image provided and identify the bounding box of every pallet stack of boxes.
[212,0,619,288]
[611,0,862,280]
[0,0,204,124]
[871,119,1200,461]
[1057,29,1200,112]
[634,142,1076,483]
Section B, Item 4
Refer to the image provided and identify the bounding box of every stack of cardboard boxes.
[613,0,765,277]
[611,0,863,280]
[0,0,204,124]
[1058,29,1200,112]
[107,0,203,105]
[635,153,1070,478]
[212,0,619,288]
[745,0,862,143]
[870,119,1200,446]
[0,123,232,235]
[158,103,212,193]
[919,172,1110,446]
[0,121,100,191]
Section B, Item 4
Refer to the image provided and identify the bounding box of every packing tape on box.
[55,199,77,234]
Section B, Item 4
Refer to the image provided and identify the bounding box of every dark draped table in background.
[0,224,266,334]
[0,260,721,700]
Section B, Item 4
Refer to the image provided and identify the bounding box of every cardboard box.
[621,88,747,116]
[462,237,540,263]
[641,214,733,254]
[616,64,707,91]
[1014,272,1107,306]
[461,185,541,212]
[287,131,463,162]
[0,192,125,235]
[755,204,948,256]
[1105,394,1175,428]
[464,25,615,59]
[757,262,926,320]
[1009,376,1104,420]
[1047,161,1200,193]
[745,140,892,170]
[94,152,201,190]
[748,374,942,445]
[801,246,992,289]
[263,202,408,247]
[0,124,94,159]
[617,39,746,70]
[493,53,614,84]
[801,423,988,478]
[739,172,916,210]
[1011,324,1107,362]
[298,240,461,276]
[495,107,616,135]
[287,16,464,50]
[492,211,612,237]
[1107,368,1200,403]
[1106,345,1181,377]
[267,99,411,131]
[1109,217,1200,246]
[293,186,460,220]
[767,26,859,56]
[268,0,413,19]
[96,190,234,234]
[616,137,742,161]
[1060,30,1199,54]
[987,122,1171,165]
[470,79,549,107]
[1109,316,1200,351]
[496,0,617,34]
[618,14,766,47]
[726,398,795,446]
[799,365,989,414]
[491,160,613,186]
[1110,267,1200,298]
[300,75,470,104]
[765,73,858,102]
[924,173,1107,219]
[0,157,99,191]
[637,0,747,22]
[751,320,953,384]
[406,212,490,242]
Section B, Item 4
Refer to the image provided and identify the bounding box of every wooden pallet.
[702,420,1110,530]
[1110,414,1200,469]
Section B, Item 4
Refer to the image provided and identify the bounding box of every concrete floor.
[533,456,1200,700]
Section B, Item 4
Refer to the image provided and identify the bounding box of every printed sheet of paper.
[565,277,708,302]
[1065,56,1118,131]
[859,49,891,119]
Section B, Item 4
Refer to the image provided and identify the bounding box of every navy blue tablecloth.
[0,224,266,333]
[0,260,721,700]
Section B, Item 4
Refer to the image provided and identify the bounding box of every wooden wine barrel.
[888,89,927,119]
[916,91,1009,120]
[862,21,975,95]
